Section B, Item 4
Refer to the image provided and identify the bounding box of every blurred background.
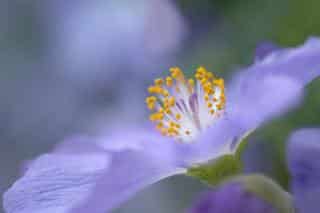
[1,0,320,212]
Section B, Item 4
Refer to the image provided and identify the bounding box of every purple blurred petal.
[188,183,276,213]
[287,128,320,213]
[39,0,186,85]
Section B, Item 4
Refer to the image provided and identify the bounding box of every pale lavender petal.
[73,129,185,212]
[177,117,246,165]
[228,74,303,130]
[287,128,320,213]
[3,131,183,213]
[228,37,320,130]
[3,153,110,213]
[193,38,320,163]
[250,37,320,84]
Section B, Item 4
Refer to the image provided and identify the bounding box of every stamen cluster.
[146,67,226,142]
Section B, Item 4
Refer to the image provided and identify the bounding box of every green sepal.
[186,131,250,186]
[187,154,242,185]
[232,174,295,213]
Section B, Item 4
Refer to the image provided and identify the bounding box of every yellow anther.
[168,97,175,107]
[148,86,163,94]
[203,82,212,92]
[162,90,169,97]
[146,96,157,102]
[145,96,157,110]
[216,103,224,110]
[210,109,215,114]
[169,122,176,127]
[197,66,206,74]
[156,122,163,128]
[147,102,155,110]
[213,78,224,87]
[168,127,178,135]
[165,109,172,115]
[149,112,164,121]
[206,72,214,79]
[200,78,207,85]
[204,94,210,101]
[195,73,202,80]
[170,67,181,79]
[175,114,181,120]
[188,79,195,87]
[154,78,164,86]
[207,102,213,108]
[166,77,173,87]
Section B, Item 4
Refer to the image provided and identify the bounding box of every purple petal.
[251,37,320,84]
[287,128,320,213]
[180,117,246,165]
[228,74,303,130]
[228,37,320,130]
[72,129,185,212]
[3,153,110,213]
[188,183,276,213]
[3,130,183,213]
[254,41,280,62]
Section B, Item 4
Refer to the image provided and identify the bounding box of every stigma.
[146,66,226,143]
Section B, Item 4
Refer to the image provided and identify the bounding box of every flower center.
[146,67,226,142]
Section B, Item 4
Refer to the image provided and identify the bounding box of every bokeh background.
[1,0,320,212]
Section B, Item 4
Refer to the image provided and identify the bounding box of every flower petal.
[175,117,246,166]
[229,74,302,130]
[254,41,280,62]
[228,37,320,130]
[251,37,320,84]
[3,153,110,213]
[287,128,320,213]
[72,129,185,212]
[3,131,183,213]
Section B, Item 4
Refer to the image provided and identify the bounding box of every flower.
[287,128,320,213]
[4,38,320,213]
[37,0,187,131]
[187,182,276,213]
[40,0,186,89]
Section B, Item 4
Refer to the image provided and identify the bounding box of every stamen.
[146,66,226,143]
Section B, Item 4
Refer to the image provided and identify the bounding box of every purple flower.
[39,0,186,88]
[4,38,320,213]
[287,128,320,213]
[36,0,187,130]
[187,183,276,213]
